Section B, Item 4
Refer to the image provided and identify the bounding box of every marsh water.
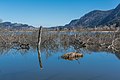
[0,44,120,80]
[0,30,120,80]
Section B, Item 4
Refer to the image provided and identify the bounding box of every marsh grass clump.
[61,52,83,60]
[111,38,120,51]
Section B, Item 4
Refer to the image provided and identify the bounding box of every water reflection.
[0,38,120,60]
[115,53,120,60]
[38,51,43,69]
[0,38,120,80]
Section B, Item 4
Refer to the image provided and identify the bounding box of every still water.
[0,46,120,80]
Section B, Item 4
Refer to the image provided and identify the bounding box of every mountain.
[64,3,120,28]
[99,4,120,26]
[0,22,35,29]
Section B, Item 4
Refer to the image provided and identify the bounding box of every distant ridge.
[62,3,120,28]
[0,22,35,29]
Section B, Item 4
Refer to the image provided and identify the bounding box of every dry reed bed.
[0,29,120,55]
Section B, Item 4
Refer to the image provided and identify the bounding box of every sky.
[0,0,120,27]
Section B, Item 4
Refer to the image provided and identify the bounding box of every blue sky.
[0,0,120,27]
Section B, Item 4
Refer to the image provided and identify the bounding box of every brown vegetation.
[0,28,120,55]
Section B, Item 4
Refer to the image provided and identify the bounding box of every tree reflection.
[115,53,120,60]
[0,31,120,61]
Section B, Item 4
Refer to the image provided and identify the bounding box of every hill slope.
[64,4,120,28]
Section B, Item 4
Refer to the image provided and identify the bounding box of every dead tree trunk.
[37,26,43,69]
